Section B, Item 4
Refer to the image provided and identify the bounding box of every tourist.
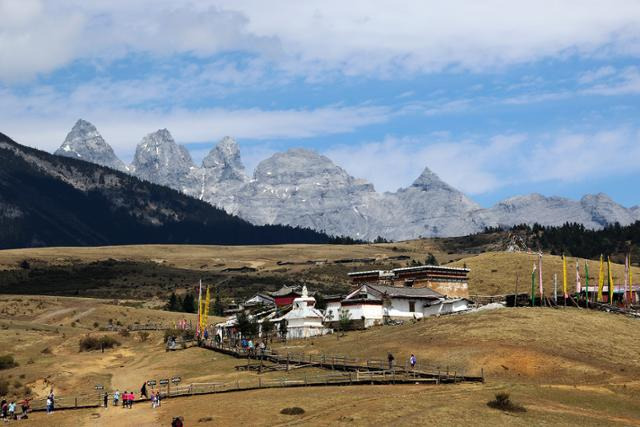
[122,391,128,409]
[141,382,148,399]
[8,401,15,419]
[387,352,395,370]
[204,329,209,340]
[113,389,120,406]
[48,391,55,412]
[129,391,135,409]
[151,392,156,408]
[259,340,266,356]
[156,391,161,407]
[172,416,184,427]
[410,354,417,369]
[20,398,30,417]
[46,396,53,414]
[1,400,7,419]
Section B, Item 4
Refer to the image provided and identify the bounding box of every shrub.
[0,355,18,370]
[280,407,305,415]
[79,335,121,352]
[137,331,150,342]
[487,393,526,413]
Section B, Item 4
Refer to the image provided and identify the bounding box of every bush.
[137,331,150,342]
[79,335,121,352]
[487,393,526,412]
[280,407,305,415]
[0,355,18,370]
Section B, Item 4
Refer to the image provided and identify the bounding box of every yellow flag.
[202,286,211,331]
[562,254,567,298]
[608,256,614,303]
[597,254,604,302]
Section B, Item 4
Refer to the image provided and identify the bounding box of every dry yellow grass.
[17,306,640,426]
[0,241,447,272]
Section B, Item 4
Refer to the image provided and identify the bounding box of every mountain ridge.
[50,120,640,241]
[0,131,339,249]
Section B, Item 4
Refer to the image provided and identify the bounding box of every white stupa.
[281,286,329,339]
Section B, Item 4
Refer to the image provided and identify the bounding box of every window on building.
[408,301,415,312]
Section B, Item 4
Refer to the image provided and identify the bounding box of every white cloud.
[323,129,640,194]
[3,1,640,81]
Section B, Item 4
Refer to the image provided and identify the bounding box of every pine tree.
[181,293,196,313]
[166,292,181,312]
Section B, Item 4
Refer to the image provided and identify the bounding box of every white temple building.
[276,285,331,339]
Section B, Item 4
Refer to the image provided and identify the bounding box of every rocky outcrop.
[54,119,126,171]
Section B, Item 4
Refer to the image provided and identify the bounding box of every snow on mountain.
[53,121,640,240]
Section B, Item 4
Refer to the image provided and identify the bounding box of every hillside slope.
[0,132,335,249]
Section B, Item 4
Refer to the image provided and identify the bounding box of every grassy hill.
[10,301,640,426]
[447,251,640,296]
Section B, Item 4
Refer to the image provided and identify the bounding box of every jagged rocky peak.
[254,148,369,189]
[580,193,637,226]
[132,129,195,187]
[202,136,247,182]
[55,119,126,171]
[411,166,456,191]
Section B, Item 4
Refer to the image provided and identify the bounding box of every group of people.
[1,398,30,420]
[106,389,135,408]
[239,338,266,356]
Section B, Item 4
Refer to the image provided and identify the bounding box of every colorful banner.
[531,263,536,306]
[576,260,581,295]
[624,254,629,306]
[538,253,544,302]
[197,279,202,337]
[607,256,614,304]
[562,254,568,299]
[202,285,210,334]
[597,254,604,302]
[630,254,634,304]
[584,261,590,303]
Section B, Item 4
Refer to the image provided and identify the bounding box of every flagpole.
[624,254,629,308]
[607,256,613,305]
[197,279,202,339]
[531,263,536,307]
[562,254,567,307]
[597,254,604,302]
[538,253,544,306]
[554,273,558,304]
[584,261,590,307]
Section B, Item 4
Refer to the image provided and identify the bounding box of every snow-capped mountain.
[52,120,640,240]
[54,119,126,171]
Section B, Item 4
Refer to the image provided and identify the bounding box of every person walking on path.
[387,352,395,370]
[150,392,156,409]
[8,401,15,419]
[113,390,120,407]
[20,398,30,417]
[410,354,417,369]
[129,392,135,409]
[103,392,108,408]
[141,382,148,399]
[121,391,128,409]
[45,397,53,414]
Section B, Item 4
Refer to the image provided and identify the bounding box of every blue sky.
[1,1,640,207]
